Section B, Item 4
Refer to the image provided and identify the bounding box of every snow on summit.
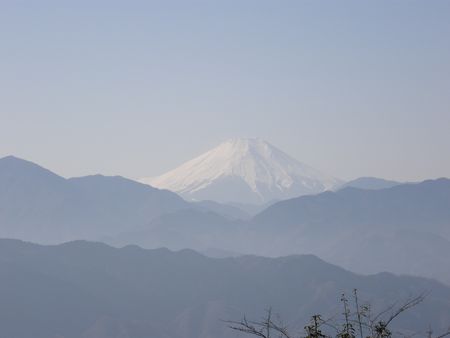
[140,138,341,204]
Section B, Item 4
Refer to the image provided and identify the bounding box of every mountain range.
[141,138,342,204]
[0,155,192,242]
[0,155,254,242]
[252,179,450,282]
[1,154,449,285]
[111,179,450,285]
[337,176,401,190]
[0,239,449,338]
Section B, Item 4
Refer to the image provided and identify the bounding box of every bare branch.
[385,293,427,326]
[435,329,450,338]
[226,316,269,338]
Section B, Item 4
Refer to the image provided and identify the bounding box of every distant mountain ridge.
[141,138,342,204]
[0,156,190,242]
[111,178,450,285]
[250,178,450,283]
[0,239,449,338]
[337,176,401,190]
[254,178,450,229]
[0,155,258,243]
[2,155,450,285]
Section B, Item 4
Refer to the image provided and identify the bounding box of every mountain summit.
[141,138,341,204]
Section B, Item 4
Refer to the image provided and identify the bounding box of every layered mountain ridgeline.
[0,239,449,338]
[0,156,247,242]
[336,177,401,190]
[0,156,189,242]
[251,179,450,283]
[1,155,450,285]
[112,179,450,284]
[254,178,450,231]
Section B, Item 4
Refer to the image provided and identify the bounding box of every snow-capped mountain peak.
[140,138,341,204]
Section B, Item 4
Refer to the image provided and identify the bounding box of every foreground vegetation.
[228,290,450,338]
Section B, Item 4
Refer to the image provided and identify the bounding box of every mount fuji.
[140,138,342,204]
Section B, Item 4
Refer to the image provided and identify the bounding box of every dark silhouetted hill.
[0,239,449,338]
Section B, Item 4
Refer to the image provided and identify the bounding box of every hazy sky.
[1,0,449,182]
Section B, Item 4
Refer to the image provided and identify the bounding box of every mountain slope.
[0,239,449,338]
[250,178,450,283]
[254,178,450,232]
[337,176,401,190]
[192,200,251,220]
[141,138,341,204]
[0,156,189,242]
[112,179,450,284]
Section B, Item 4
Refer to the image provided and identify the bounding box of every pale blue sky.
[1,0,449,181]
